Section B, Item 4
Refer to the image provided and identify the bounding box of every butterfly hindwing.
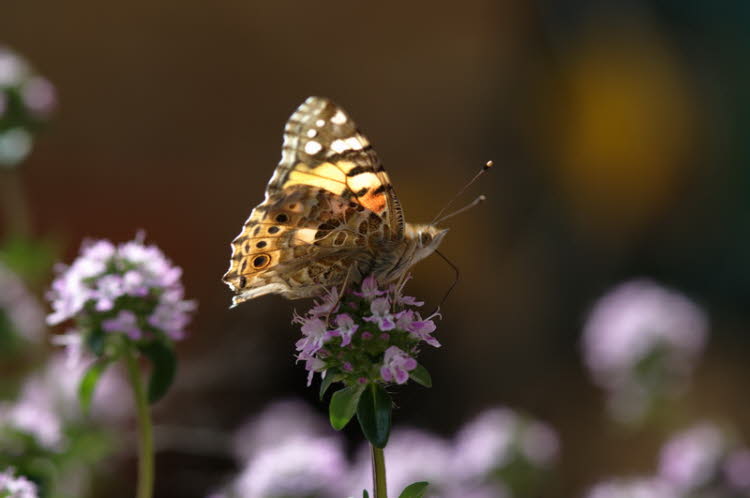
[223,184,389,303]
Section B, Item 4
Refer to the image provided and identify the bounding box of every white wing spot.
[304,140,323,155]
[330,139,349,154]
[306,129,318,138]
[331,110,347,125]
[346,137,363,150]
[315,119,325,128]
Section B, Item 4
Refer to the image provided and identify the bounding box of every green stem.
[371,444,387,498]
[124,347,154,498]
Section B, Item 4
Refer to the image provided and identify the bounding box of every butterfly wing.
[223,97,404,304]
[269,96,404,238]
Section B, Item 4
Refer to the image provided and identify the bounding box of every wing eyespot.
[256,241,267,248]
[275,213,289,223]
[268,226,280,234]
[252,254,271,269]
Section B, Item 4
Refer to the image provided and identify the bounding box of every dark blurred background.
[2,1,750,496]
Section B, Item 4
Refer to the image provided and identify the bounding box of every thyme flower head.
[46,234,195,348]
[0,468,38,498]
[0,45,56,168]
[293,275,440,387]
[581,279,707,422]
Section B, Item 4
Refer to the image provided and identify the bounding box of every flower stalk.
[124,346,155,498]
[371,444,387,498]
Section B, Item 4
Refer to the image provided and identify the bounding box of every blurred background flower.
[219,399,559,498]
[581,279,708,423]
[0,45,55,168]
[0,261,45,355]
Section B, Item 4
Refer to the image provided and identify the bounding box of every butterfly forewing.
[269,97,404,238]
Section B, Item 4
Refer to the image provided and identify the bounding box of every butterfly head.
[406,223,449,263]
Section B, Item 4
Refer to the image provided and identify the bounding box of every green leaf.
[85,327,107,356]
[409,363,432,388]
[362,491,370,498]
[140,340,177,403]
[329,384,365,430]
[319,372,338,400]
[398,482,429,498]
[356,383,392,448]
[78,359,111,415]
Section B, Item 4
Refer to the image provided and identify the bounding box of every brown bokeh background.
[3,1,750,496]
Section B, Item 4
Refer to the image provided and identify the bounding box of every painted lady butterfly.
[223,96,447,306]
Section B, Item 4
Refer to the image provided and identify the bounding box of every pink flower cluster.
[46,235,195,344]
[293,275,440,387]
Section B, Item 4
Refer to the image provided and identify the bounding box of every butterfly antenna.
[432,249,459,313]
[435,195,486,224]
[429,160,493,226]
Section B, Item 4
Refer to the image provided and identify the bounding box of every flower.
[396,309,441,347]
[0,46,56,168]
[0,468,38,498]
[0,353,130,450]
[355,275,385,300]
[380,346,417,384]
[658,423,727,492]
[46,235,195,345]
[232,436,346,498]
[585,477,680,498]
[363,297,396,331]
[231,399,331,461]
[453,407,560,487]
[331,314,358,347]
[581,279,707,422]
[293,274,440,388]
[0,262,45,345]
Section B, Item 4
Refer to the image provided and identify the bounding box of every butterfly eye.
[420,232,433,245]
[252,254,271,269]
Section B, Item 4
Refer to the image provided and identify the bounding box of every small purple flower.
[658,423,726,491]
[0,46,28,86]
[380,346,417,384]
[102,310,142,340]
[392,274,424,307]
[295,317,330,357]
[332,313,358,347]
[363,297,396,331]
[0,262,45,344]
[585,477,680,498]
[396,309,441,347]
[307,287,340,318]
[93,274,125,311]
[21,76,56,117]
[148,289,196,340]
[0,468,38,498]
[355,275,386,301]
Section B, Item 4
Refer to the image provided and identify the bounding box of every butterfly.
[223,96,448,307]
